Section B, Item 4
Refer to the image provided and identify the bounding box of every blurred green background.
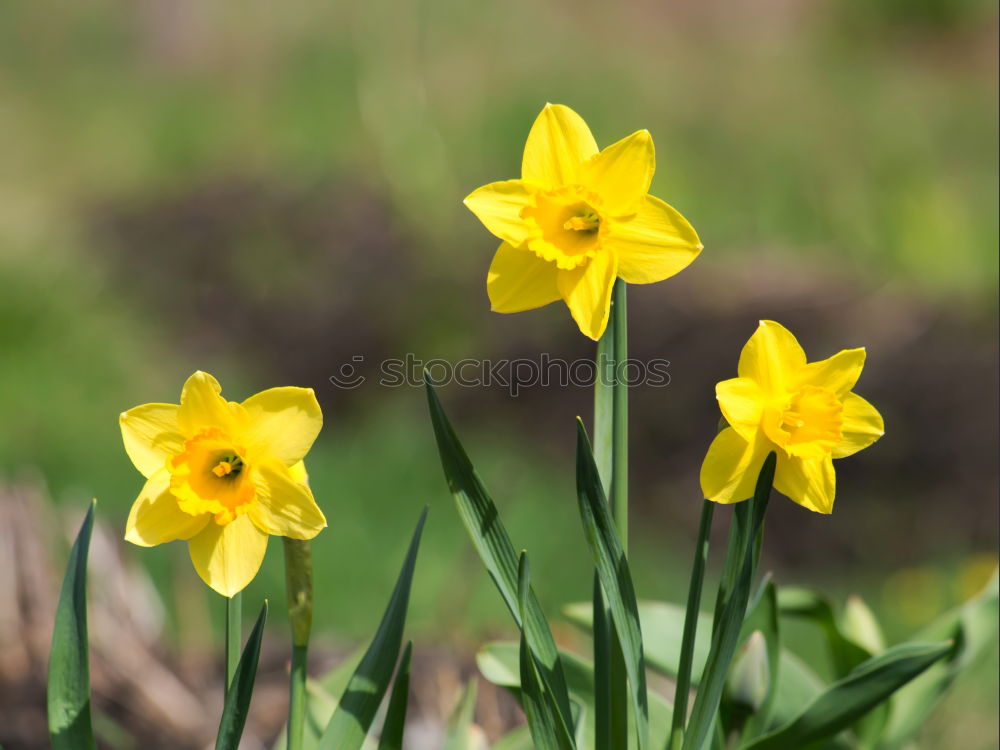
[0,0,997,746]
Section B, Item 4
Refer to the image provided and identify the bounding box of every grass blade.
[216,602,268,750]
[683,453,775,750]
[377,641,412,750]
[425,380,575,736]
[48,500,97,750]
[575,420,648,750]
[319,507,427,750]
[742,642,952,750]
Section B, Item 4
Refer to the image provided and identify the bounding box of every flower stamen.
[211,455,244,478]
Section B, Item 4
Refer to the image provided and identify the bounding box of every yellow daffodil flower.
[701,321,884,514]
[464,103,703,340]
[120,372,327,597]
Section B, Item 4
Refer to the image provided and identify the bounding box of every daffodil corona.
[121,372,327,597]
[465,103,702,340]
[701,321,884,514]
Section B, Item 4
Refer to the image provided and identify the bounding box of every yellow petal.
[582,130,655,215]
[241,386,322,465]
[607,196,702,284]
[249,459,327,539]
[487,242,561,313]
[120,403,184,478]
[700,427,771,504]
[774,453,836,514]
[124,470,210,547]
[464,180,535,246]
[521,103,598,188]
[188,514,268,597]
[177,371,246,436]
[795,348,866,397]
[737,321,807,394]
[556,250,617,340]
[716,377,764,442]
[288,460,309,484]
[833,393,884,459]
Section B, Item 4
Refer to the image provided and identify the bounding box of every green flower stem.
[612,281,629,547]
[670,499,715,750]
[226,592,242,692]
[283,537,314,750]
[594,279,629,750]
[594,279,629,546]
[288,644,308,750]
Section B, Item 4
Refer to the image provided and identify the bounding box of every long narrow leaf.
[521,629,564,750]
[518,554,576,750]
[319,508,427,750]
[743,642,952,750]
[216,602,268,750]
[575,420,648,750]
[684,453,775,750]
[48,500,97,750]
[377,642,412,750]
[477,641,676,749]
[877,569,998,749]
[517,552,573,750]
[425,380,575,734]
[592,574,612,750]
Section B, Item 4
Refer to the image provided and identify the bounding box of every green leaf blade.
[575,420,648,750]
[319,507,427,750]
[216,602,269,750]
[48,500,97,750]
[878,570,998,749]
[377,641,413,750]
[743,642,952,750]
[517,554,576,750]
[425,381,575,735]
[683,453,775,750]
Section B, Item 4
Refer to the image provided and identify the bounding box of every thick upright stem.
[225,592,242,692]
[670,500,715,750]
[594,279,629,546]
[283,538,314,750]
[287,645,308,749]
[593,279,629,750]
[611,280,628,551]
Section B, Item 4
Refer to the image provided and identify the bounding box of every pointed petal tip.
[124,528,152,548]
